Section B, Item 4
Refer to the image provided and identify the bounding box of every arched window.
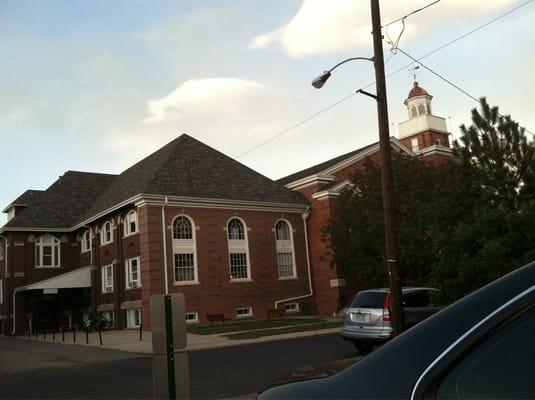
[101,221,113,245]
[411,106,417,117]
[35,234,60,268]
[418,104,426,115]
[227,218,250,280]
[81,230,91,253]
[124,210,138,236]
[173,216,192,239]
[275,220,296,279]
[172,215,198,283]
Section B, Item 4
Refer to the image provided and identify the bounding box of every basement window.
[185,312,199,323]
[236,307,253,318]
[284,303,300,313]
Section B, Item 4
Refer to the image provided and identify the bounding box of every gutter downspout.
[275,206,314,309]
[11,287,22,335]
[161,197,169,295]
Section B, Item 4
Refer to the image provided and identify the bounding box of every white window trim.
[185,312,199,324]
[0,279,3,304]
[125,257,141,289]
[101,264,114,294]
[284,303,300,313]
[100,221,114,246]
[227,217,251,281]
[35,234,61,268]
[172,215,199,285]
[275,219,297,280]
[81,230,92,253]
[236,307,253,318]
[123,211,139,237]
[127,308,141,328]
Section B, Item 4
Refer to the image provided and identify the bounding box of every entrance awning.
[17,266,92,292]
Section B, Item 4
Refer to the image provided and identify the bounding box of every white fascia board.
[136,194,309,213]
[419,145,454,157]
[312,179,354,200]
[285,175,336,190]
[0,227,70,233]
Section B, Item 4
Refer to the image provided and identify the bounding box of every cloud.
[143,78,265,123]
[249,0,517,58]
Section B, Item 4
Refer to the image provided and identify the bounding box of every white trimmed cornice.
[285,174,336,190]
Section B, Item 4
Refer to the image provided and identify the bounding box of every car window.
[350,292,386,308]
[435,305,535,399]
[402,291,430,308]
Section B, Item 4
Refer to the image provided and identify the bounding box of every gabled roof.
[4,171,117,229]
[277,142,378,186]
[2,134,307,230]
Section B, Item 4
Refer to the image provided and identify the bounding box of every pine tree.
[454,98,535,208]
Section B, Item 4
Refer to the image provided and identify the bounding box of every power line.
[235,92,357,159]
[236,0,533,159]
[382,0,441,27]
[396,47,535,137]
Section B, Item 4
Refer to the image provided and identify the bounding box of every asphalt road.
[0,334,357,399]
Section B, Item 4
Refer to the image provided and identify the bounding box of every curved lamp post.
[310,0,405,336]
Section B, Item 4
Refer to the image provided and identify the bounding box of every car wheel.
[354,341,374,355]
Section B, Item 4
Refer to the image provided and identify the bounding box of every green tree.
[454,97,535,208]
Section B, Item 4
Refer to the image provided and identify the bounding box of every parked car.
[341,287,441,353]
[258,260,535,399]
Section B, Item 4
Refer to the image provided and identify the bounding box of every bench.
[266,308,285,320]
[206,313,230,325]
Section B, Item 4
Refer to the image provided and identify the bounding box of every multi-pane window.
[81,230,91,253]
[124,211,138,236]
[236,307,252,318]
[285,303,299,313]
[127,309,141,328]
[101,264,113,293]
[275,220,296,279]
[125,257,141,289]
[230,253,249,279]
[173,216,192,239]
[174,253,195,282]
[227,218,250,280]
[172,215,198,284]
[228,218,245,240]
[101,221,113,245]
[35,235,60,268]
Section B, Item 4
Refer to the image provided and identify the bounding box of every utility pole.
[370,0,405,335]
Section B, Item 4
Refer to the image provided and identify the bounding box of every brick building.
[0,82,452,334]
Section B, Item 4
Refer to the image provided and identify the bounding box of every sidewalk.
[21,321,342,354]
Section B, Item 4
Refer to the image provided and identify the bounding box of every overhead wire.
[235,0,533,159]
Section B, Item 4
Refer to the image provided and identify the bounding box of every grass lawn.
[187,318,325,335]
[223,321,343,340]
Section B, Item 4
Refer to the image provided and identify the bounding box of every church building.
[0,82,452,334]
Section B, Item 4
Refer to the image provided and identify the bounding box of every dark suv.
[341,287,441,353]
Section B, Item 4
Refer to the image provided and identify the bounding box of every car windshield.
[350,292,386,308]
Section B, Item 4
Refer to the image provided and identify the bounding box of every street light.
[311,57,374,89]
[310,0,405,336]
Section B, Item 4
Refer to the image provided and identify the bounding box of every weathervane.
[409,65,420,81]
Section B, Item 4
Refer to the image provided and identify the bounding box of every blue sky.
[1,0,534,225]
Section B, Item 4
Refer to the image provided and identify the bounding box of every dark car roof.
[357,287,438,294]
[259,261,535,399]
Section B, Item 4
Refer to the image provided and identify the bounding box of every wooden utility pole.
[370,0,405,335]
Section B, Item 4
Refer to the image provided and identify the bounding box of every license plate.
[351,312,370,323]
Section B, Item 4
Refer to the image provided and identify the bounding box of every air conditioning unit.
[131,282,138,289]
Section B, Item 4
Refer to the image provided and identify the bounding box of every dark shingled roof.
[80,134,307,221]
[4,172,117,229]
[277,142,378,186]
[3,134,307,230]
[4,190,44,210]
